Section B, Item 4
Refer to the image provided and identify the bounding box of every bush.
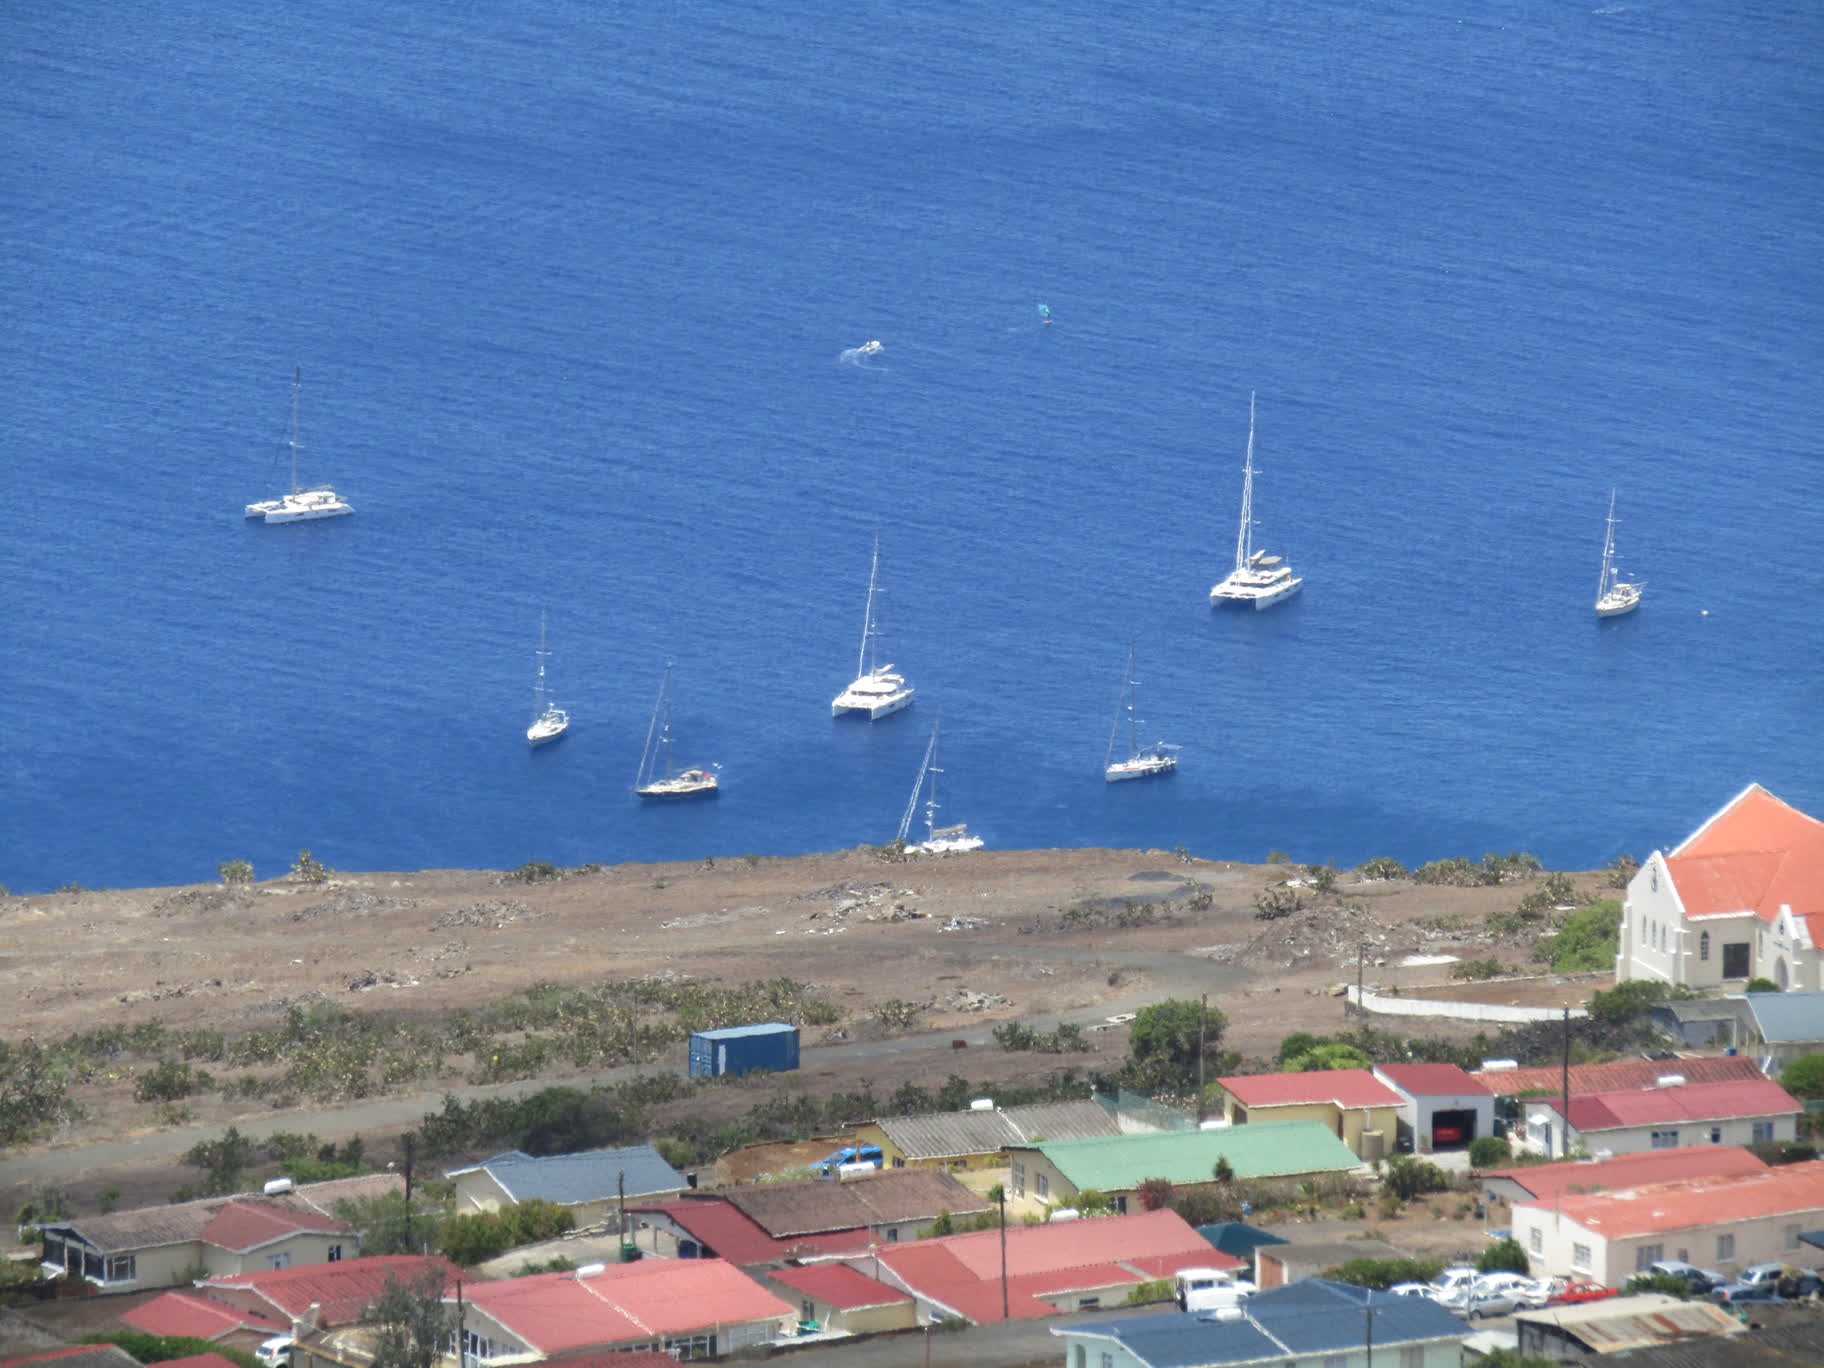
[1450,959,1505,982]
[1358,858,1408,881]
[217,860,254,885]
[134,1059,212,1104]
[290,850,329,884]
[1745,977,1780,994]
[1621,1272,1695,1299]
[1382,1155,1450,1202]
[1136,1178,1176,1212]
[1588,979,1674,1025]
[1468,1137,1512,1169]
[1780,1054,1824,1100]
[1124,1278,1174,1305]
[1545,900,1622,973]
[1254,886,1302,920]
[1478,1238,1530,1274]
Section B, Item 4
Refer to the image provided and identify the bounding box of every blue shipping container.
[688,1023,800,1078]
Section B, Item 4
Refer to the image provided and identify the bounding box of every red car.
[1547,1281,1617,1306]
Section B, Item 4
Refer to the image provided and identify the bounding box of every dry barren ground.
[1,848,1608,1211]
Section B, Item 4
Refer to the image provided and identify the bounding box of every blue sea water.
[4,1,1821,896]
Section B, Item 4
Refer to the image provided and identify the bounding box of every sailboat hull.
[637,771,720,799]
[1595,591,1642,618]
[1105,756,1179,782]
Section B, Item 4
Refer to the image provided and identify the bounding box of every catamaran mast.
[1232,391,1257,574]
[856,536,882,680]
[288,365,304,494]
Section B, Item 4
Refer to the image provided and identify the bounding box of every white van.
[1174,1268,1258,1314]
[255,1337,294,1368]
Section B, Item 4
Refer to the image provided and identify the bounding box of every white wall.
[1512,1107,1797,1160]
[1514,1200,1824,1287]
[1347,987,1587,1024]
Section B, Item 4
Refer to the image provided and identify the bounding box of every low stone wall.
[1346,985,1589,1024]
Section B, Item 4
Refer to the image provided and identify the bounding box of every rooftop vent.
[262,1178,295,1196]
[969,1098,995,1111]
[1480,1060,1519,1073]
[1655,1074,1686,1089]
[573,1263,607,1279]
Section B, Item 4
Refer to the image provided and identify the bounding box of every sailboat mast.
[856,537,881,679]
[924,720,944,845]
[897,725,937,846]
[1233,392,1257,574]
[636,665,669,787]
[288,365,304,494]
[1598,488,1619,599]
[532,613,550,723]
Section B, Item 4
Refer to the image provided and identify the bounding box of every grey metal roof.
[874,1099,1121,1160]
[446,1145,686,1205]
[1054,1281,1463,1368]
[1743,991,1824,1044]
[1656,998,1745,1023]
[1602,1320,1824,1366]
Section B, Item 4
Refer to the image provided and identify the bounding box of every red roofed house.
[455,1257,793,1362]
[1514,1077,1802,1161]
[123,1255,459,1365]
[40,1195,352,1292]
[763,1263,915,1334]
[1616,783,1824,992]
[853,1208,1230,1324]
[1511,1162,1824,1288]
[1479,1144,1768,1206]
[1371,1063,1494,1153]
[1212,1070,1403,1159]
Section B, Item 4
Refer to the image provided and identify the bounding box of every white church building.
[1616,784,1824,993]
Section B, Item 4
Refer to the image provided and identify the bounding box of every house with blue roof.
[446,1144,687,1226]
[1051,1278,1465,1368]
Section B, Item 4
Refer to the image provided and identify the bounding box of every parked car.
[1713,1280,1781,1306]
[812,1144,883,1176]
[1387,1282,1442,1300]
[1462,1287,1526,1319]
[1647,1260,1726,1293]
[1547,1281,1618,1307]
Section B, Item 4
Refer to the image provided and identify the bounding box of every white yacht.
[525,613,570,747]
[897,718,983,854]
[1105,643,1179,782]
[245,367,354,523]
[635,663,719,799]
[1595,488,1644,618]
[1210,392,1299,609]
[832,536,914,719]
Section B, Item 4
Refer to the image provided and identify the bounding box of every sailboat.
[1104,643,1179,782]
[1595,488,1644,618]
[244,366,354,523]
[525,613,570,747]
[635,663,719,799]
[896,717,982,854]
[1209,392,1299,608]
[831,535,914,719]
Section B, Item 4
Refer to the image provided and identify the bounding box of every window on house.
[1753,1121,1775,1143]
[886,1227,899,1242]
[1700,932,1710,962]
[102,1255,136,1283]
[1785,1225,1801,1251]
[800,1299,815,1322]
[1724,943,1750,977]
[1323,1355,1348,1368]
[1011,1162,1025,1197]
[1037,1173,1049,1199]
[1710,1127,1723,1144]
[1636,1245,1664,1271]
[1573,1244,1592,1271]
[663,1333,716,1362]
[1077,1297,1099,1310]
[1400,1348,1424,1368]
[266,1252,292,1271]
[1651,1129,1679,1149]
[326,1244,342,1262]
[1718,1234,1735,1262]
[1070,1348,1086,1368]
[893,1156,905,1167]
[1112,1195,1128,1215]
[1100,1354,1114,1368]
[1530,1227,1543,1253]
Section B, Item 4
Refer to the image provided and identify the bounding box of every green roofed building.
[1006,1121,1361,1213]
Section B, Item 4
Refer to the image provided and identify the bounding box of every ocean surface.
[4,1,1821,896]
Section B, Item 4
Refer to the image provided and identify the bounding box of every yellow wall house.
[445,1144,687,1225]
[765,1264,916,1334]
[1213,1070,1404,1159]
[40,1195,353,1292]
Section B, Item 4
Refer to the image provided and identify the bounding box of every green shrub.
[290,850,329,884]
[134,1058,212,1103]
[1254,886,1302,920]
[505,861,560,884]
[1780,1054,1824,1100]
[1357,858,1408,880]
[1543,898,1622,973]
[1745,977,1780,994]
[84,1336,260,1368]
[1125,1278,1174,1305]
[1468,1137,1512,1169]
[217,860,254,885]
[1478,1238,1530,1274]
[1450,959,1505,981]
[1382,1156,1450,1201]
[1621,1272,1695,1299]
[1324,1256,1445,1289]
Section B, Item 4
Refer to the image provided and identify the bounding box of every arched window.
[1700,932,1710,962]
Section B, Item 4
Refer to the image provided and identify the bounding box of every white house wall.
[1513,1109,1797,1160]
[1514,1201,1824,1287]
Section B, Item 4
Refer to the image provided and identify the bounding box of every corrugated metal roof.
[1600,1320,1824,1366]
[445,1144,686,1205]
[875,1100,1122,1160]
[1020,1120,1360,1190]
[1484,1145,1766,1201]
[1216,1069,1404,1110]
[1520,1164,1824,1239]
[462,1259,791,1351]
[1475,1055,1766,1097]
[723,1169,987,1238]
[1554,1078,1800,1131]
[1744,992,1824,1045]
[1517,1292,1741,1351]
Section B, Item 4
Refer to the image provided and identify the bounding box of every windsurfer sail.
[1038,303,1053,325]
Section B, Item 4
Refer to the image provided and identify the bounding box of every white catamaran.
[1210,392,1299,609]
[525,613,570,747]
[635,663,719,799]
[831,535,914,719]
[244,366,354,523]
[1595,488,1644,618]
[896,717,983,854]
[1104,643,1179,782]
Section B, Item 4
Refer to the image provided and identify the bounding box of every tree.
[1477,1238,1530,1274]
[0,1039,80,1148]
[1074,1188,1113,1215]
[1382,1155,1449,1202]
[1276,1033,1320,1067]
[180,1126,257,1197]
[1212,1156,1235,1185]
[1587,979,1673,1025]
[369,1265,459,1368]
[1780,1054,1824,1101]
[217,860,254,885]
[83,1334,260,1368]
[1136,1177,1176,1212]
[1125,999,1226,1095]
[291,850,330,884]
[335,1189,450,1257]
[1284,1042,1372,1072]
[1324,1256,1445,1289]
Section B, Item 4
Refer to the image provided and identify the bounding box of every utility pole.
[997,1184,1009,1322]
[618,1170,627,1249]
[1561,1007,1572,1156]
[1364,1299,1374,1368]
[401,1133,416,1253]
[1357,943,1367,1018]
[1197,994,1209,1125]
